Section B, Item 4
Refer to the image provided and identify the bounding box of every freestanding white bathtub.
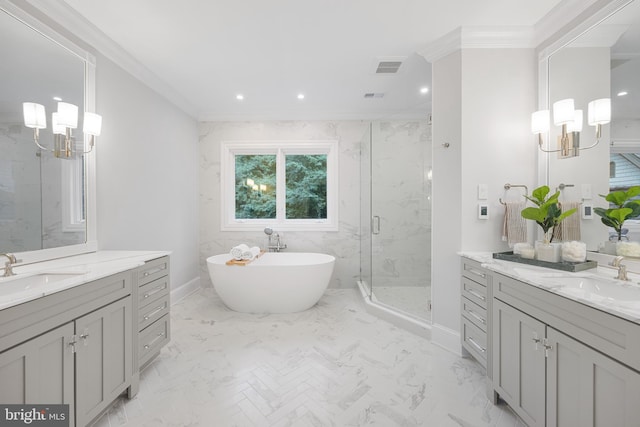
[206,252,335,313]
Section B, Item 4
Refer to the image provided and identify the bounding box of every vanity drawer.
[462,277,487,308]
[462,296,487,332]
[138,257,169,286]
[462,317,487,367]
[138,314,170,367]
[138,295,170,331]
[461,259,488,286]
[139,276,169,308]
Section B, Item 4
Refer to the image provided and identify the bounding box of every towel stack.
[230,244,261,261]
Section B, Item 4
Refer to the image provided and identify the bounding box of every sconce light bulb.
[23,102,47,129]
[57,102,78,129]
[531,110,550,134]
[553,99,575,126]
[588,98,611,126]
[83,112,102,136]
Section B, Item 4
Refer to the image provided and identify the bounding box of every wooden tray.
[226,250,266,266]
[492,251,597,272]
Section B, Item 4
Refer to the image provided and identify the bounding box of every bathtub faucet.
[264,228,287,252]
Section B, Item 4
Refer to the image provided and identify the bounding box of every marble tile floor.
[92,288,524,427]
[371,286,431,321]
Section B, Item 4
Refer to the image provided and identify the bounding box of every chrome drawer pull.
[143,284,166,299]
[467,289,486,302]
[467,309,486,324]
[467,267,486,278]
[143,305,166,321]
[143,332,165,350]
[467,336,486,353]
[142,265,167,277]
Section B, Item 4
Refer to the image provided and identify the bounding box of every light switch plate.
[583,204,593,219]
[582,184,592,200]
[478,184,488,200]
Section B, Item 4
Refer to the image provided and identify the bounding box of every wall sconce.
[23,101,102,159]
[531,98,610,158]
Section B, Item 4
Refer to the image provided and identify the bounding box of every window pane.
[285,154,327,219]
[235,155,276,219]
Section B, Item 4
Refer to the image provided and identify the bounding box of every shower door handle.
[372,216,381,235]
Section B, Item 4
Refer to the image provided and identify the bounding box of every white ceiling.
[60,0,565,121]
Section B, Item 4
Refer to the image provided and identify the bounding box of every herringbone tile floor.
[92,288,525,427]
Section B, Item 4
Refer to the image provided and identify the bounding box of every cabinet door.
[75,297,132,427]
[0,322,74,423]
[546,327,640,427]
[493,299,546,427]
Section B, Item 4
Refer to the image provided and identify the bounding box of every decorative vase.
[535,240,561,263]
[599,241,618,255]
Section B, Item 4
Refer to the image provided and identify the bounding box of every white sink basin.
[553,277,640,302]
[0,272,87,298]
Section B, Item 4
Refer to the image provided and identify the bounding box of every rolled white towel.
[230,244,250,260]
[241,246,261,261]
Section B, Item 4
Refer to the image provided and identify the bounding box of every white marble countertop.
[460,251,640,325]
[0,250,170,310]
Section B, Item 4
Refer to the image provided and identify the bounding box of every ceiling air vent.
[375,61,403,74]
[364,93,385,99]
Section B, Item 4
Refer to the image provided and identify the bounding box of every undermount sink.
[0,271,88,298]
[553,276,640,302]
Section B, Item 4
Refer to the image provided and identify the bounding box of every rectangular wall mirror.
[541,0,640,251]
[0,0,96,262]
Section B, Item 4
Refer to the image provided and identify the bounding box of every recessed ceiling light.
[297,93,305,100]
[236,94,244,100]
[53,96,62,101]
[420,87,429,94]
[617,91,628,97]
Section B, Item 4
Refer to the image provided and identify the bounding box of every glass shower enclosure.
[360,120,432,321]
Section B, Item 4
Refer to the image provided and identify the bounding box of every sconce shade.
[246,178,254,187]
[567,109,583,133]
[83,112,102,136]
[588,98,611,126]
[23,102,46,129]
[57,102,78,128]
[259,184,267,192]
[553,99,575,126]
[531,110,550,134]
[51,113,65,135]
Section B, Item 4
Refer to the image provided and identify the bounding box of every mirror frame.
[536,0,634,187]
[1,0,97,264]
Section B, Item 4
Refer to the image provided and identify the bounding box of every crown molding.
[535,0,632,60]
[418,26,536,63]
[197,108,430,123]
[14,0,198,118]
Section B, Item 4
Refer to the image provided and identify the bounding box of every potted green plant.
[521,185,577,262]
[594,186,640,255]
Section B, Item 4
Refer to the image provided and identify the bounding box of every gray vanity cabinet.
[493,299,546,427]
[492,271,640,427]
[545,327,640,427]
[0,322,75,422]
[75,297,132,427]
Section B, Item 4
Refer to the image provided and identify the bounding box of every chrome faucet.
[1,253,21,277]
[610,256,629,281]
[264,228,287,252]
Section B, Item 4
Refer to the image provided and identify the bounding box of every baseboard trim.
[431,323,462,356]
[171,276,201,304]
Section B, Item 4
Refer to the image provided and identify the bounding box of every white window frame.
[221,140,338,231]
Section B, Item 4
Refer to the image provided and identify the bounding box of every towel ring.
[499,183,528,205]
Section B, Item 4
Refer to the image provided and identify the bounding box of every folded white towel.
[241,246,261,261]
[230,244,250,260]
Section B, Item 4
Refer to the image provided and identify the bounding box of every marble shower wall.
[0,121,41,251]
[199,121,368,288]
[371,121,432,287]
